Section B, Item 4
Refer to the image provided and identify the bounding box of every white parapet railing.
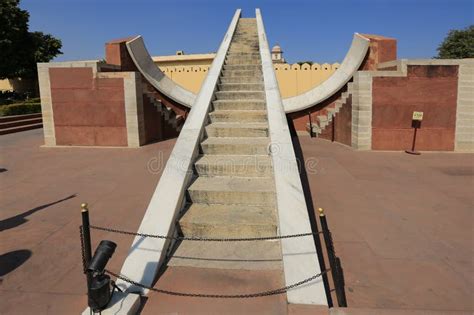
[256,8,328,306]
[82,9,241,315]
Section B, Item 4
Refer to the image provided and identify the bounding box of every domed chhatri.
[271,43,285,63]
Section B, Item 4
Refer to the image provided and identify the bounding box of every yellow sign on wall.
[412,111,424,121]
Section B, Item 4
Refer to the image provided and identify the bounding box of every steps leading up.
[179,203,277,238]
[194,154,272,177]
[170,17,282,276]
[167,240,282,270]
[218,83,263,91]
[205,122,268,137]
[307,83,353,137]
[215,91,265,100]
[0,113,43,135]
[200,137,269,155]
[212,99,266,110]
[187,176,275,206]
[209,110,267,123]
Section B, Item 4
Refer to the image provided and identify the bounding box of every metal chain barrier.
[90,224,321,242]
[79,226,87,273]
[105,268,329,298]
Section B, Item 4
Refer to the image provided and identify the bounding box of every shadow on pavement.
[0,194,77,232]
[0,249,32,277]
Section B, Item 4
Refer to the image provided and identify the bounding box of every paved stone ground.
[0,129,176,314]
[1,130,472,314]
[297,137,473,313]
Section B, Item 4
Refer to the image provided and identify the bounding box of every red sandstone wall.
[49,67,128,146]
[105,38,138,71]
[360,35,397,71]
[333,95,352,146]
[372,65,458,151]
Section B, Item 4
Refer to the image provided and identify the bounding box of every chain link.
[105,269,329,298]
[79,226,87,273]
[90,225,321,242]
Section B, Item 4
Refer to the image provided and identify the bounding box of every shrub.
[0,102,41,116]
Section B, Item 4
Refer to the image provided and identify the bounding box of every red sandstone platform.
[0,130,472,314]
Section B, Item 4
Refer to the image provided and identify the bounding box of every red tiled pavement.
[1,130,473,314]
[0,129,176,314]
[297,137,473,313]
[142,266,288,315]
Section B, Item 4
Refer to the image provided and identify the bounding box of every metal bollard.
[335,257,347,307]
[81,203,93,288]
[318,208,347,307]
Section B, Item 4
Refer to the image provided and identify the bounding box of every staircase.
[307,83,353,136]
[143,83,185,133]
[168,18,283,271]
[0,113,43,135]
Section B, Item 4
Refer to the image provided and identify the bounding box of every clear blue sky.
[22,0,473,64]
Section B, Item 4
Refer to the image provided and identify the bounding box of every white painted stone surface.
[81,292,140,315]
[455,60,474,152]
[282,33,369,114]
[256,8,328,306]
[126,36,197,108]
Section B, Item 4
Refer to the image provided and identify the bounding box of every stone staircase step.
[221,69,262,77]
[229,46,259,50]
[187,176,275,206]
[209,110,267,123]
[0,123,43,135]
[212,99,266,110]
[327,107,337,117]
[167,240,282,270]
[205,122,268,137]
[220,76,262,84]
[317,115,328,125]
[225,58,261,65]
[0,113,41,123]
[201,137,269,155]
[224,65,262,71]
[226,52,261,57]
[179,203,277,238]
[0,117,42,129]
[215,91,265,100]
[194,154,272,177]
[218,83,263,91]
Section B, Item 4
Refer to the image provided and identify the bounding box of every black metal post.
[405,120,421,155]
[308,112,314,138]
[331,118,335,142]
[411,126,418,152]
[81,203,93,287]
[319,208,346,307]
[335,257,347,307]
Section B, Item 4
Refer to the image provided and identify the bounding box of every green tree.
[0,0,62,79]
[436,25,474,59]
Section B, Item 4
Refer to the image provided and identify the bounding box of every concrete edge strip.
[80,9,242,315]
[282,33,370,114]
[123,72,145,147]
[455,61,474,152]
[125,36,197,108]
[37,64,56,146]
[256,8,328,305]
